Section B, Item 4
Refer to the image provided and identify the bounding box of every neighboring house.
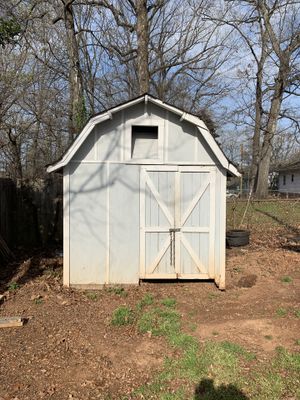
[47,94,239,289]
[277,159,300,194]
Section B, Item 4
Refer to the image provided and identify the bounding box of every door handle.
[169,228,180,232]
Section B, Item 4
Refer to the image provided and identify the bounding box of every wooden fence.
[0,177,63,251]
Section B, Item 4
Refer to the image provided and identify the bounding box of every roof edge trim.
[47,94,239,176]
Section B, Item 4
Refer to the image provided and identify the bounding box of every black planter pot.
[226,229,250,247]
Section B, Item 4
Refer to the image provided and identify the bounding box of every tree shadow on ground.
[254,207,300,235]
[194,379,249,400]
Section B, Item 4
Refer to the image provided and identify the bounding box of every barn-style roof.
[47,94,240,176]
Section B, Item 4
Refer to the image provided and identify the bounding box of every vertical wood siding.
[66,102,226,286]
[278,171,300,193]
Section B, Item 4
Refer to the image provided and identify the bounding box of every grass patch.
[160,298,176,308]
[8,282,19,291]
[276,307,287,317]
[251,346,300,399]
[136,293,154,311]
[85,291,98,301]
[220,341,256,361]
[188,322,197,332]
[133,299,299,400]
[111,306,134,326]
[135,340,254,399]
[137,307,180,337]
[295,339,300,346]
[226,199,300,231]
[208,292,220,300]
[264,335,273,340]
[281,276,293,283]
[294,309,300,318]
[232,266,243,274]
[106,287,127,297]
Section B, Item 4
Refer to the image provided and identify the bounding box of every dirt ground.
[0,231,299,400]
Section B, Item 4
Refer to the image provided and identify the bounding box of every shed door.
[140,166,215,279]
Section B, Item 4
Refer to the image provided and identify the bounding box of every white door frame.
[139,165,216,279]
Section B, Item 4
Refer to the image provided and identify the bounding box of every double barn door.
[140,166,215,279]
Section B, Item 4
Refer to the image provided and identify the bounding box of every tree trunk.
[63,0,86,143]
[8,128,23,181]
[136,0,150,94]
[250,28,267,192]
[255,60,288,198]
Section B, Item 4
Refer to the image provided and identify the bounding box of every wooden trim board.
[0,317,24,328]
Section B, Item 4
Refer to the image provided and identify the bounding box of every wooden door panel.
[141,168,176,278]
[140,167,215,279]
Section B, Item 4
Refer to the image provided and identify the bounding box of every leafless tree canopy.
[0,0,299,196]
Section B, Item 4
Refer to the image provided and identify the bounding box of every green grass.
[106,287,127,297]
[160,298,176,308]
[136,293,154,311]
[251,347,300,400]
[281,276,293,283]
[85,291,98,301]
[208,292,220,299]
[131,297,300,400]
[111,306,134,326]
[294,309,300,318]
[135,340,256,399]
[8,282,19,291]
[264,335,273,340]
[232,266,243,274]
[226,199,300,231]
[276,307,288,317]
[188,322,197,332]
[137,307,181,337]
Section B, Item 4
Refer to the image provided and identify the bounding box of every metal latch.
[169,228,180,266]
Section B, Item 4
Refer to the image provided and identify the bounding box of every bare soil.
[0,237,299,400]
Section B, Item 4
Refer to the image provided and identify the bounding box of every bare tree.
[220,0,300,197]
[52,0,87,142]
[255,0,300,197]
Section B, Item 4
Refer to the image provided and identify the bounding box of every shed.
[47,94,239,289]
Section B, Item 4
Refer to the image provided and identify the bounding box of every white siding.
[108,164,140,284]
[64,101,227,288]
[70,101,217,165]
[278,171,300,193]
[69,163,108,285]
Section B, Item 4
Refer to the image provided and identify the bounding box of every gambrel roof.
[47,94,240,176]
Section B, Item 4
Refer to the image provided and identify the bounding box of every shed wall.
[66,162,226,286]
[65,102,227,287]
[108,164,140,283]
[68,162,141,285]
[69,162,108,284]
[71,102,217,165]
[278,171,300,193]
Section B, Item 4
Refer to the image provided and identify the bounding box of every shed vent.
[131,126,158,159]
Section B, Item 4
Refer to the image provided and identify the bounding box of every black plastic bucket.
[226,229,250,247]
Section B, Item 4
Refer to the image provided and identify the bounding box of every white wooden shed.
[47,94,239,289]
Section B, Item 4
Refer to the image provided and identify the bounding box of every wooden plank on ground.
[0,317,24,328]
